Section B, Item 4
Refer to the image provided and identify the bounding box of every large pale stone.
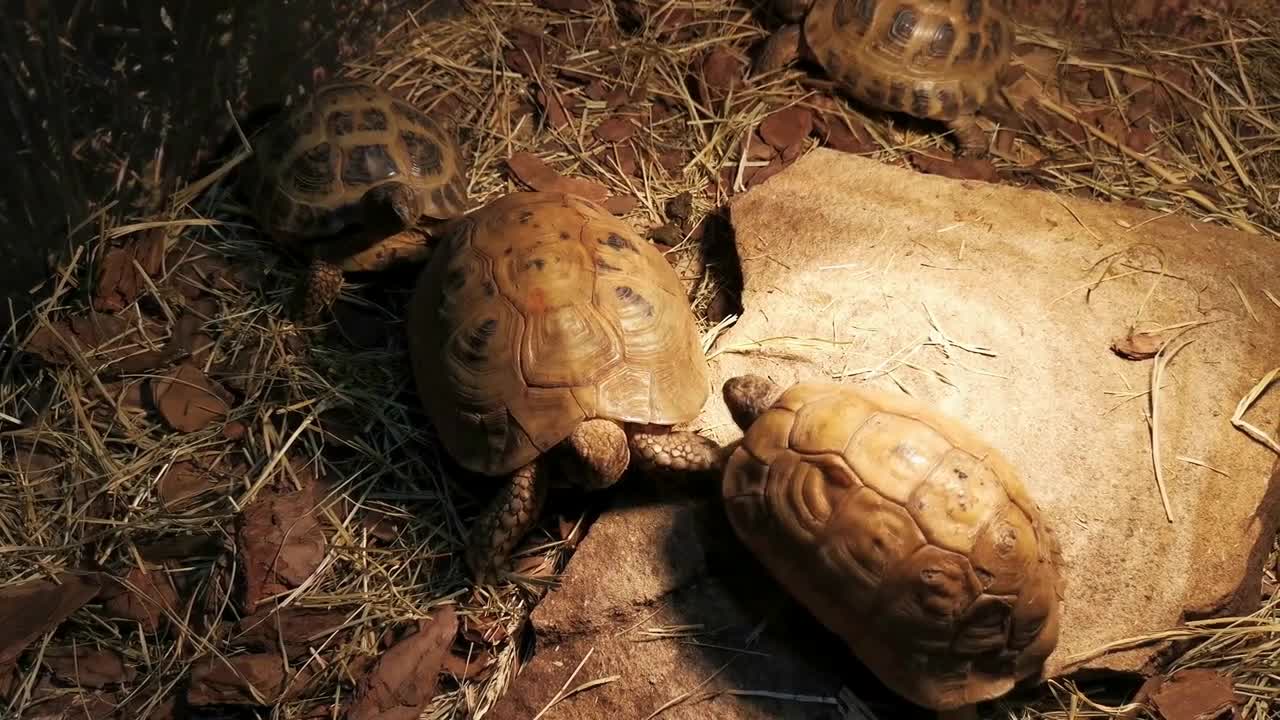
[486,149,1280,719]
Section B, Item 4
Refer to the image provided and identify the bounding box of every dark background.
[0,0,462,318]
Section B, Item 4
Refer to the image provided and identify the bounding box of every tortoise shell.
[802,0,1014,121]
[407,191,711,477]
[722,381,1063,711]
[242,80,468,241]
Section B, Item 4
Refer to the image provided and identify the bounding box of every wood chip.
[157,459,234,510]
[348,606,459,720]
[699,48,744,93]
[536,87,577,130]
[604,195,639,215]
[759,106,815,150]
[502,28,546,76]
[92,246,147,313]
[187,653,314,706]
[100,567,180,633]
[910,153,1000,183]
[236,478,327,613]
[1149,668,1237,720]
[593,116,636,143]
[534,0,593,10]
[42,646,135,688]
[0,573,103,665]
[231,606,353,654]
[505,152,610,204]
[148,363,232,433]
[23,311,166,371]
[1111,328,1171,360]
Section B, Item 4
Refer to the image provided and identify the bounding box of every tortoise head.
[361,181,426,229]
[722,374,783,432]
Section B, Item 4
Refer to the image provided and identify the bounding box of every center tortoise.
[757,0,1016,153]
[407,191,722,583]
[239,79,470,325]
[719,374,1064,719]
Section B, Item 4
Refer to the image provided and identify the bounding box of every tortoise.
[239,79,470,325]
[406,191,722,584]
[719,374,1064,719]
[755,0,1015,154]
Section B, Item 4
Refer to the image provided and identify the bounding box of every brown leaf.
[93,247,146,313]
[161,310,215,366]
[593,116,635,143]
[157,459,233,511]
[100,567,180,633]
[231,606,352,654]
[237,481,327,613]
[910,153,1000,183]
[604,86,634,109]
[1150,668,1237,720]
[0,573,103,665]
[42,646,135,688]
[759,106,815,151]
[1111,329,1167,360]
[187,653,314,706]
[348,606,459,720]
[604,195,639,216]
[148,363,232,433]
[505,152,610,204]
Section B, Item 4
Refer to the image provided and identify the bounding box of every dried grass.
[3,1,1279,719]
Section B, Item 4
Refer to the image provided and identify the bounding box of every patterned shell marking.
[803,0,1014,121]
[722,381,1062,711]
[408,191,712,476]
[244,81,468,240]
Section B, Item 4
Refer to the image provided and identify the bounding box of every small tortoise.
[407,191,721,583]
[240,79,470,325]
[720,374,1063,719]
[757,0,1015,153]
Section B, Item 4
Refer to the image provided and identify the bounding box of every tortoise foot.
[295,257,344,326]
[630,429,723,473]
[947,116,989,156]
[567,419,629,490]
[361,180,425,228]
[465,462,549,585]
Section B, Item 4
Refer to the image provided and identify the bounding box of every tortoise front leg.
[566,419,630,490]
[294,256,345,327]
[947,114,989,156]
[464,461,550,585]
[629,427,724,473]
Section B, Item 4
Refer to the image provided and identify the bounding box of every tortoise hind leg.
[629,427,724,473]
[293,257,344,326]
[465,461,550,585]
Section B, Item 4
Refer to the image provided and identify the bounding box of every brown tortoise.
[240,80,470,325]
[757,0,1015,153]
[407,191,722,584]
[720,375,1064,719]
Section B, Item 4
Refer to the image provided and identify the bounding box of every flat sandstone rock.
[486,150,1280,719]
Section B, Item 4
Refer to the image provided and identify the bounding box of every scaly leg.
[294,257,344,327]
[464,462,550,585]
[629,428,724,473]
[947,114,988,156]
[753,25,802,78]
[566,419,630,490]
